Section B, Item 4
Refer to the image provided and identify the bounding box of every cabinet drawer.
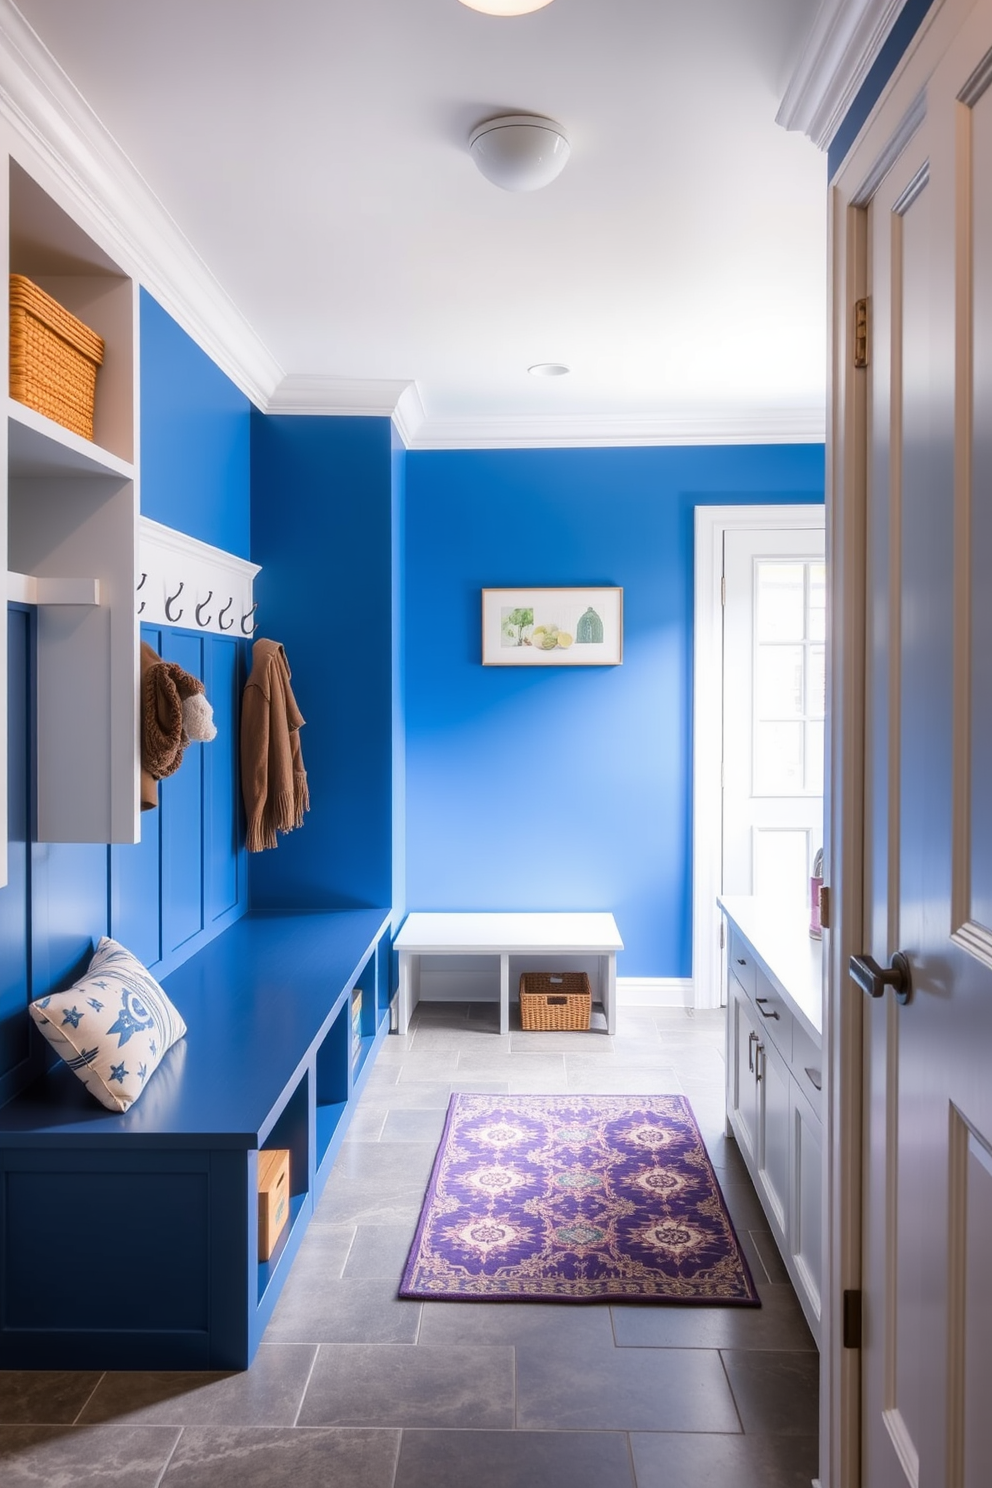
[792,1021,823,1119]
[752,968,793,1063]
[728,930,756,998]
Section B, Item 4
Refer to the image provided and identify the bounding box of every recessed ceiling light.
[528,363,570,377]
[458,1,554,14]
[469,115,570,192]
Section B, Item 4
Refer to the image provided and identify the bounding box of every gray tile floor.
[0,1002,819,1487]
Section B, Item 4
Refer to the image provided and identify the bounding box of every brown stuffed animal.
[140,641,217,810]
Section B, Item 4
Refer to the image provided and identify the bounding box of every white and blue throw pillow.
[28,937,187,1113]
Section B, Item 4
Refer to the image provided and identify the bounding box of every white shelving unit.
[1,142,140,882]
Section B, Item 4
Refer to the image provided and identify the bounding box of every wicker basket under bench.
[519,971,592,1030]
[9,273,104,441]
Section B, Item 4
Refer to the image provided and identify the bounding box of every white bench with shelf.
[394,911,624,1035]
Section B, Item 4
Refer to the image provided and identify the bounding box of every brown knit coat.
[241,639,310,852]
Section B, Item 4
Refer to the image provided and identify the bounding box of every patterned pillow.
[28,937,187,1113]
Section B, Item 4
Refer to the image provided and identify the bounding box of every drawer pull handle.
[755,997,780,1020]
[805,1066,822,1092]
[736,957,746,965]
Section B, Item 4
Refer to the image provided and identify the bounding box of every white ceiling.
[11,0,829,446]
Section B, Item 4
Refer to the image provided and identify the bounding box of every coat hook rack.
[241,601,259,636]
[164,581,185,623]
[136,571,147,615]
[195,591,214,628]
[218,596,234,631]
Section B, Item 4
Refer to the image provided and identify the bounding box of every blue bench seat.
[0,908,391,1369]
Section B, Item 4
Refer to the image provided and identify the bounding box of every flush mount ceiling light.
[469,115,570,192]
[528,363,570,377]
[458,1,555,13]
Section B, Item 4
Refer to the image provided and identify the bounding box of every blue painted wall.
[404,445,825,978]
[139,290,252,558]
[0,299,251,1100]
[249,414,395,912]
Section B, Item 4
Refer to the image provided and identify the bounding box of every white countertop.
[718,895,822,1040]
[394,911,623,953]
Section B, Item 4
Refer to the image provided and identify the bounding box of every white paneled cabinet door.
[729,975,759,1164]
[857,8,992,1485]
[755,1030,790,1244]
[723,526,825,908]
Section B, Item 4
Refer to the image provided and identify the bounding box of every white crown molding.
[267,374,416,417]
[392,381,427,447]
[402,405,826,450]
[776,0,926,149]
[0,0,283,408]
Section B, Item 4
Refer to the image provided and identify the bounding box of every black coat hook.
[218,596,234,631]
[195,590,214,628]
[165,581,185,623]
[241,601,258,636]
[136,572,147,615]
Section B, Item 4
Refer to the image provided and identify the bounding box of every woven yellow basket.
[9,274,105,441]
[519,971,591,1031]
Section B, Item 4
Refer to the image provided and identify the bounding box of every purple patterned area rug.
[399,1093,759,1304]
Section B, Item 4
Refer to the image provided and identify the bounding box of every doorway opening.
[692,505,826,1009]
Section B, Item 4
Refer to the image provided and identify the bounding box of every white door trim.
[692,504,825,1011]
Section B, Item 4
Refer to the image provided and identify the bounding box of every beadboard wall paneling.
[109,624,248,977]
[0,616,248,1097]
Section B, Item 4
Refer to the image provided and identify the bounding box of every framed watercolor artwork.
[481,587,623,666]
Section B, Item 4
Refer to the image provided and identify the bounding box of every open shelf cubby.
[2,149,140,879]
[257,1072,310,1301]
[315,1008,350,1174]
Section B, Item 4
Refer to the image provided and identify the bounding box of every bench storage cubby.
[0,907,391,1369]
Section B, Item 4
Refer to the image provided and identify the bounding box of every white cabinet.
[728,966,792,1250]
[790,1074,822,1323]
[757,1022,791,1243]
[729,975,760,1164]
[1,140,140,882]
[721,895,823,1342]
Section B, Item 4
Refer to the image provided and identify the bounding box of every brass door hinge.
[854,298,869,369]
[843,1289,862,1349]
[819,884,830,930]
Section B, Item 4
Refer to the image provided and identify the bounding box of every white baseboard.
[617,978,693,1008]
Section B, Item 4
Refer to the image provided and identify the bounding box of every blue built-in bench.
[0,908,392,1370]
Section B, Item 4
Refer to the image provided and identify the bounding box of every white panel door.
[723,527,826,906]
[857,8,992,1484]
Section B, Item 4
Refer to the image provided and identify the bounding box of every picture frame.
[482,587,623,666]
